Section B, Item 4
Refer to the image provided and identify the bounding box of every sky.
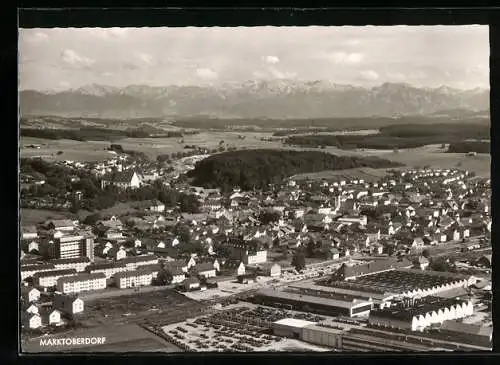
[19,25,489,91]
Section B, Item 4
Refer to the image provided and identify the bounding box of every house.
[45,219,76,232]
[371,243,384,255]
[236,262,246,276]
[237,273,257,284]
[165,260,189,274]
[148,200,166,213]
[40,308,63,326]
[22,313,42,329]
[414,256,430,270]
[331,248,340,260]
[183,276,200,291]
[422,236,438,246]
[21,286,41,303]
[186,256,197,270]
[53,293,84,316]
[212,258,221,272]
[446,229,461,242]
[164,266,186,284]
[101,170,141,189]
[107,246,127,261]
[114,269,153,289]
[337,215,367,226]
[25,303,39,315]
[21,226,38,240]
[192,262,217,278]
[96,216,124,233]
[411,237,425,249]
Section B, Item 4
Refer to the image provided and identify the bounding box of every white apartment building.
[56,273,107,294]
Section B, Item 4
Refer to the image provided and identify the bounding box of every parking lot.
[160,304,333,352]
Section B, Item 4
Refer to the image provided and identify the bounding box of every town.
[20,151,492,352]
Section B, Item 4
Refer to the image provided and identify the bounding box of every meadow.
[20,132,490,178]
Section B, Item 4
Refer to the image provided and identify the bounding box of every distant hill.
[186,149,404,192]
[19,81,490,119]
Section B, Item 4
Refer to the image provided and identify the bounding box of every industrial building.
[288,281,395,309]
[253,288,374,318]
[331,258,413,281]
[368,296,474,332]
[271,317,489,352]
[326,269,474,299]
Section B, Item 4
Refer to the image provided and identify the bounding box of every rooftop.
[256,288,373,310]
[273,318,316,328]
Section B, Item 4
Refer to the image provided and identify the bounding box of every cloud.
[263,55,280,65]
[196,68,218,80]
[360,70,380,81]
[102,72,113,77]
[122,62,139,71]
[60,49,95,68]
[386,72,406,81]
[136,52,154,65]
[408,70,428,79]
[24,31,49,43]
[325,51,364,64]
[59,81,71,88]
[344,39,360,46]
[268,67,297,79]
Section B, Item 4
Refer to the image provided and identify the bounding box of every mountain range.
[19,81,490,119]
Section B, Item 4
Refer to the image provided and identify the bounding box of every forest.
[172,115,489,131]
[447,141,490,154]
[20,127,195,141]
[285,123,490,150]
[187,149,403,192]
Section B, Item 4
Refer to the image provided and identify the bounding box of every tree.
[429,257,455,272]
[175,225,191,245]
[258,210,281,225]
[422,249,431,258]
[83,213,102,225]
[179,194,201,213]
[305,241,316,258]
[154,270,170,286]
[291,249,306,272]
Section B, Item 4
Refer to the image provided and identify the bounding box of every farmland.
[20,132,284,161]
[20,131,490,179]
[22,323,181,353]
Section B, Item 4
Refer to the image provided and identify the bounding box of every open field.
[21,133,490,178]
[20,208,75,226]
[20,132,283,161]
[22,323,180,353]
[80,288,210,328]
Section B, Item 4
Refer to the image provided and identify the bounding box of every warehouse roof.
[273,318,316,328]
[257,288,373,310]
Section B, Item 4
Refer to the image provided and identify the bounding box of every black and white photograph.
[18,24,492,353]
